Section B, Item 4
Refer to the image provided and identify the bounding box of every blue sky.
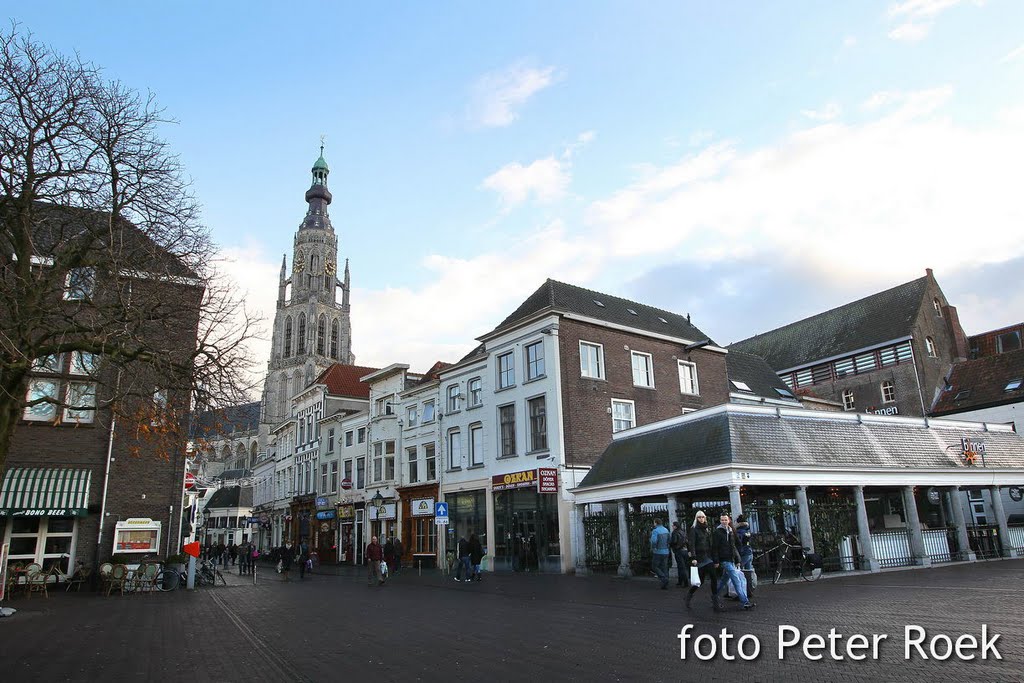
[8,1,1024,370]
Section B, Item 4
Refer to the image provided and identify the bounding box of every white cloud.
[481,156,569,206]
[888,22,932,41]
[885,0,984,41]
[466,61,561,128]
[1000,44,1024,63]
[216,242,280,386]
[801,102,842,121]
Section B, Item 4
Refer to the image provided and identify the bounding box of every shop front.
[290,494,315,544]
[0,467,91,574]
[397,484,439,568]
[444,489,487,566]
[313,496,337,563]
[492,467,561,572]
[337,503,355,564]
[367,499,397,543]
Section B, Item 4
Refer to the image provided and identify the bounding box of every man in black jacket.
[712,514,753,609]
[670,521,689,587]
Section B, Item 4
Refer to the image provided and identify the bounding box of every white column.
[573,503,589,576]
[617,500,632,578]
[990,486,1019,559]
[728,485,743,519]
[665,495,679,580]
[948,487,976,562]
[795,485,815,554]
[853,485,879,572]
[903,486,931,567]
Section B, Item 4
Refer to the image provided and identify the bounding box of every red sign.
[184,472,196,490]
[538,468,558,493]
[492,469,537,492]
[183,541,201,558]
[340,478,353,490]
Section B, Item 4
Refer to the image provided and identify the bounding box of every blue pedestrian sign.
[435,502,448,518]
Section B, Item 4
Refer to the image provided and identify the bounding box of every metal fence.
[582,512,619,571]
[1007,524,1024,551]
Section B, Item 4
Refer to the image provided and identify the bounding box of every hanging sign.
[367,503,396,520]
[412,497,435,517]
[538,468,558,493]
[1009,487,1023,503]
[338,504,355,520]
[960,437,986,466]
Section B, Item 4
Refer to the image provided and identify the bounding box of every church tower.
[261,147,354,427]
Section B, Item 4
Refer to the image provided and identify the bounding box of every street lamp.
[371,489,384,508]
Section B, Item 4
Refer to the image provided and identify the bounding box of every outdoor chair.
[106,564,129,597]
[98,562,113,594]
[25,563,48,600]
[5,562,23,597]
[65,564,92,592]
[136,563,159,594]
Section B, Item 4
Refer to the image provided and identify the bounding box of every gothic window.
[308,255,318,289]
[297,314,307,354]
[330,319,339,359]
[317,314,326,355]
[284,317,293,358]
[293,373,302,399]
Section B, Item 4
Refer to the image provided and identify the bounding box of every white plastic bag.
[688,565,701,588]
[380,560,389,580]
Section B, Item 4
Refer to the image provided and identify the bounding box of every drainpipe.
[96,369,122,577]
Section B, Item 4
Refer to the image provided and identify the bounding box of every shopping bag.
[380,560,389,579]
[276,560,283,573]
[750,569,758,590]
[688,565,701,588]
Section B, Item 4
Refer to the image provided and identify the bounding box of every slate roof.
[725,351,799,402]
[932,348,1024,416]
[205,485,253,509]
[729,276,929,371]
[486,279,715,345]
[578,405,1024,488]
[193,402,261,435]
[314,363,380,399]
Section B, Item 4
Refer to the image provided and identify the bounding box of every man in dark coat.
[392,537,404,574]
[468,534,484,581]
[454,535,471,582]
[280,542,294,582]
[712,513,753,609]
[670,521,690,587]
[366,535,384,586]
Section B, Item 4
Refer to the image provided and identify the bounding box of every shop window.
[528,395,547,451]
[7,517,76,574]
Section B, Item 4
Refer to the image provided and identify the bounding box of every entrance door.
[968,490,988,525]
[494,491,557,572]
[355,509,364,564]
[340,523,353,563]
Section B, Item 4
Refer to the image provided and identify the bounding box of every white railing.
[922,529,952,560]
[1007,525,1024,550]
[870,529,912,567]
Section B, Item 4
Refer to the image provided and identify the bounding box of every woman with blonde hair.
[685,510,721,611]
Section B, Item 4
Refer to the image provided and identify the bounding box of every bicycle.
[199,560,228,586]
[754,537,822,584]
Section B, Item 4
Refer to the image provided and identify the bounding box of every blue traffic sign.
[435,502,448,518]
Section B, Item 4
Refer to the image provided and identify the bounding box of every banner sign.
[367,503,396,520]
[411,498,435,517]
[492,469,538,492]
[338,504,355,520]
[315,496,330,509]
[315,510,336,520]
[538,468,558,493]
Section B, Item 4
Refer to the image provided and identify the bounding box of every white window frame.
[631,350,654,388]
[63,381,96,424]
[422,400,436,423]
[23,379,59,422]
[468,377,482,407]
[677,360,699,395]
[469,423,484,467]
[528,395,547,452]
[447,429,462,470]
[611,399,635,433]
[446,384,461,413]
[497,351,515,389]
[407,446,419,484]
[925,337,937,357]
[525,341,545,381]
[881,381,896,404]
[424,443,437,481]
[63,267,95,300]
[842,389,855,411]
[580,341,605,379]
[406,404,418,427]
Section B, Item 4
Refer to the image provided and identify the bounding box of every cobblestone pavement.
[2,559,1023,682]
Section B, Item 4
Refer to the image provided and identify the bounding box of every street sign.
[341,478,353,490]
[435,517,449,525]
[435,502,448,518]
[183,541,201,558]
[184,472,196,490]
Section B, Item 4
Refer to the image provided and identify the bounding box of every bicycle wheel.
[801,561,821,582]
[155,569,179,592]
[772,562,784,584]
[216,569,227,586]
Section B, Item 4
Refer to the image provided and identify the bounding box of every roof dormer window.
[730,380,752,392]
[593,299,605,308]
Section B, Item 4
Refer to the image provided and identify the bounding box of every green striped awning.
[0,468,91,517]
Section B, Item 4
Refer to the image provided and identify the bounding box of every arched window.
[925,337,937,357]
[297,314,307,354]
[330,319,339,359]
[284,317,293,358]
[221,445,231,461]
[933,298,942,317]
[250,442,258,468]
[293,373,303,400]
[317,314,326,355]
[278,375,289,420]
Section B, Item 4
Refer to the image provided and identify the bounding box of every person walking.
[366,535,384,586]
[685,510,721,611]
[734,514,755,599]
[454,534,471,582]
[280,541,294,582]
[383,537,395,576]
[713,513,754,610]
[649,518,671,589]
[670,521,690,587]
[393,537,404,575]
[468,533,484,582]
[229,542,238,566]
[298,540,310,580]
[238,540,250,575]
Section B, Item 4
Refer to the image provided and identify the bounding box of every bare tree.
[0,26,260,471]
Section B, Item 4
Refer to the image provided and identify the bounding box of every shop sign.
[315,510,336,520]
[960,437,986,466]
[1009,487,1023,503]
[869,406,899,416]
[538,468,558,493]
[367,503,396,520]
[248,518,262,525]
[0,508,87,517]
[926,488,941,505]
[412,497,435,517]
[315,496,330,509]
[338,504,355,520]
[492,469,538,492]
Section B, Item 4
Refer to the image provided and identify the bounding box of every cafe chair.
[65,564,92,592]
[25,563,48,599]
[106,564,129,597]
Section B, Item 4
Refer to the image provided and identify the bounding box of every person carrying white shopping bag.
[684,510,723,611]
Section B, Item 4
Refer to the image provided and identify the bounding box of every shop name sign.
[367,503,396,520]
[412,497,435,517]
[492,469,538,491]
[0,508,86,517]
[961,437,986,465]
[538,468,558,493]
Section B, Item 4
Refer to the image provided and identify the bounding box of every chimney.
[925,268,934,279]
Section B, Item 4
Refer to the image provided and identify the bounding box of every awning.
[0,468,92,517]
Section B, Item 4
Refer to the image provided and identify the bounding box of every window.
[375,395,394,416]
[678,361,699,395]
[357,427,366,444]
[304,463,311,493]
[631,351,654,388]
[330,461,338,492]
[498,404,516,457]
[854,353,877,373]
[356,457,366,489]
[284,317,293,358]
[925,337,937,357]
[407,447,419,483]
[842,390,855,411]
[580,342,604,379]
[730,380,752,392]
[1005,379,1023,392]
[64,267,95,300]
[997,331,1022,354]
[881,381,896,403]
[63,382,96,423]
[525,341,545,380]
[498,352,515,389]
[406,405,418,427]
[69,352,97,376]
[32,355,62,372]
[468,377,482,407]
[774,387,796,399]
[343,430,353,447]
[23,379,58,421]
[330,319,339,359]
[933,298,942,317]
[299,420,305,446]
[297,314,306,354]
[528,396,547,451]
[422,400,436,423]
[321,463,328,493]
[343,460,352,486]
[470,424,484,467]
[425,443,437,480]
[611,399,635,433]
[328,428,336,452]
[372,441,396,481]
[448,429,462,469]
[316,314,326,355]
[446,384,461,413]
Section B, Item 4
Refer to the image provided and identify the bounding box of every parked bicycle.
[754,536,823,584]
[155,560,227,591]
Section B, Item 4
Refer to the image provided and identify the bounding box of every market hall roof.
[576,404,1024,490]
[728,275,930,372]
[483,279,716,345]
